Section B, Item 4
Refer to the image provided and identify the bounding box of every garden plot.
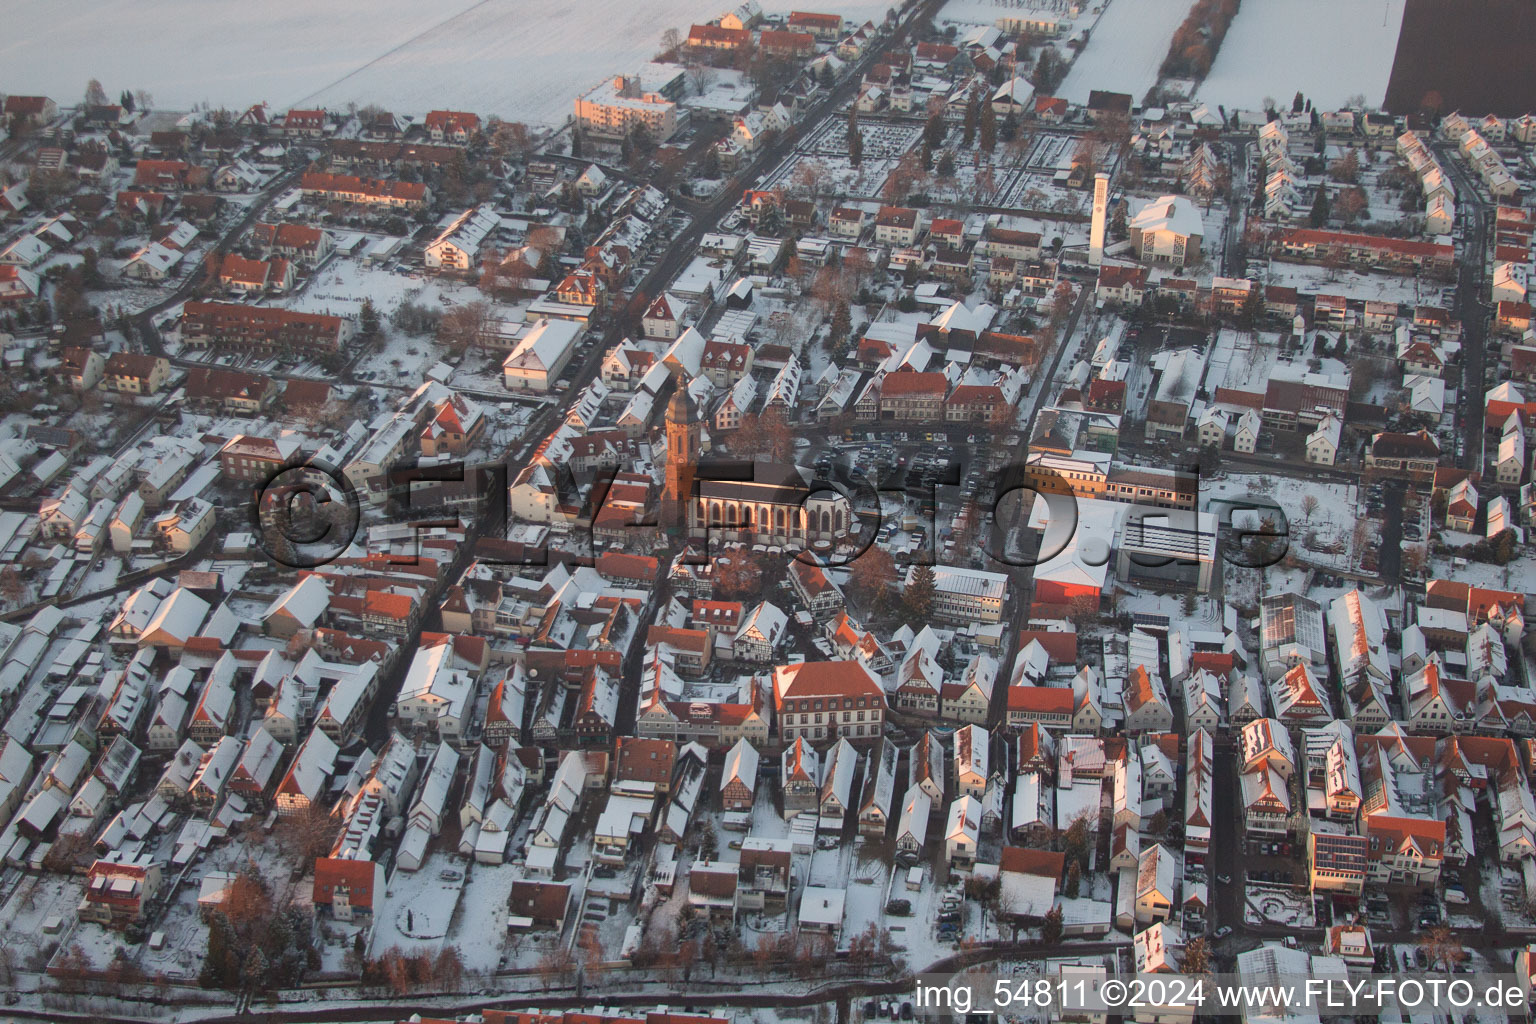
[759,151,900,202]
[1256,259,1442,309]
[808,119,924,162]
[0,873,91,971]
[765,120,924,199]
[1431,539,1536,593]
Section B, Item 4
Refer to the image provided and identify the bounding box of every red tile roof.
[312,858,377,909]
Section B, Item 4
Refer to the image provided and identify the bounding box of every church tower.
[662,381,701,535]
[1089,172,1109,267]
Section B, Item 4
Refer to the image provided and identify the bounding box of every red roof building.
[182,301,351,355]
[772,660,885,743]
[312,858,383,920]
[424,109,481,142]
[299,172,428,208]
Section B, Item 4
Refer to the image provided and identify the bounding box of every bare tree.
[486,119,533,160]
[433,947,464,991]
[1418,926,1467,971]
[1184,936,1212,974]
[792,158,829,200]
[275,803,343,860]
[688,63,717,96]
[437,300,491,353]
[0,566,25,609]
[660,27,684,57]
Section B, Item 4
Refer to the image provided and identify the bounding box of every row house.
[858,738,898,837]
[299,172,430,209]
[182,302,354,356]
[251,222,335,265]
[1272,228,1454,279]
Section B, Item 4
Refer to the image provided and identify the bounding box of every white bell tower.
[1089,172,1109,267]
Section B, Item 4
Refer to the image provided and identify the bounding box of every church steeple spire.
[662,376,701,535]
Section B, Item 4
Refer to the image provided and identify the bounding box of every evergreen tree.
[1042,905,1065,944]
[979,100,997,151]
[758,202,784,236]
[201,912,235,988]
[830,301,852,345]
[570,129,582,159]
[923,111,946,150]
[242,948,268,992]
[1309,186,1330,227]
[919,141,933,172]
[359,298,380,339]
[1065,859,1082,898]
[1292,91,1305,113]
[962,96,978,147]
[936,150,956,178]
[120,90,135,112]
[1251,156,1268,208]
[847,107,862,166]
[903,564,936,624]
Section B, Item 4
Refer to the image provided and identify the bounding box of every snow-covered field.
[1198,0,1408,111]
[937,0,1092,31]
[3,0,896,127]
[1054,0,1189,105]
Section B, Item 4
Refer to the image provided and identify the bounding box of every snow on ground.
[3,0,898,127]
[369,856,465,958]
[1054,0,1190,106]
[1198,0,1407,111]
[1206,473,1360,571]
[1432,538,1536,592]
[1256,258,1448,309]
[285,257,478,322]
[937,0,1092,30]
[0,1,481,114]
[1243,882,1315,928]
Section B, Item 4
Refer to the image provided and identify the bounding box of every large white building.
[575,75,678,140]
[1128,196,1204,267]
[425,206,500,272]
[503,318,582,391]
[907,565,1008,625]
